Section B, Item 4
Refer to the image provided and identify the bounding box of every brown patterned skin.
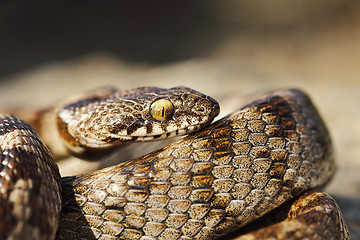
[0,116,61,240]
[228,190,349,239]
[56,86,220,158]
[56,89,349,239]
[0,88,350,240]
[0,86,220,240]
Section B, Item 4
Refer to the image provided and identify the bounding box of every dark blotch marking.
[280,118,296,130]
[257,102,276,113]
[212,127,232,138]
[126,122,145,135]
[277,106,292,118]
[270,96,287,106]
[250,147,271,158]
[153,134,162,139]
[213,138,232,150]
[146,124,152,135]
[120,115,135,125]
[109,123,127,134]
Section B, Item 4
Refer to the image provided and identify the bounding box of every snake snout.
[192,98,219,118]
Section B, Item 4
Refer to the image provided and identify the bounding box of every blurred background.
[0,0,359,238]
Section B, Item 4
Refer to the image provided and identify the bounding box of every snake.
[0,86,350,240]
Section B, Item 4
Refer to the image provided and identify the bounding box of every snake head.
[57,86,219,155]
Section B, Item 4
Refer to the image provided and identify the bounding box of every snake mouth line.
[79,121,211,149]
[95,114,217,146]
[132,122,207,142]
[64,122,208,156]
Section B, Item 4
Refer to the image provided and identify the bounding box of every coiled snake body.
[0,87,350,240]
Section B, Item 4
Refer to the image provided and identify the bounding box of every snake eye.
[150,99,174,121]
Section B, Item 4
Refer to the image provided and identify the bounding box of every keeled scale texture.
[234,190,350,239]
[56,89,345,240]
[0,115,61,240]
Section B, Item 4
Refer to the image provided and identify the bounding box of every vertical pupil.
[162,107,165,118]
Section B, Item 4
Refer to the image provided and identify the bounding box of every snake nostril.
[192,100,211,115]
[194,105,206,114]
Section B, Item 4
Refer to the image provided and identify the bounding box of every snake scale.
[0,87,350,240]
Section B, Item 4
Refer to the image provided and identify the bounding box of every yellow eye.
[150,99,174,121]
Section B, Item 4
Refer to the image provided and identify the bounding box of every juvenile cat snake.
[0,87,350,239]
